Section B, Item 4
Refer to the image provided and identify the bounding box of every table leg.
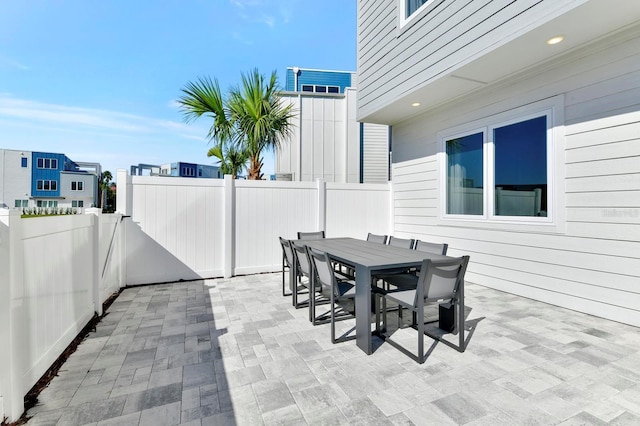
[354,265,372,355]
[291,261,297,307]
[458,277,465,351]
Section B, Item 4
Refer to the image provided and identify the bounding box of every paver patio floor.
[23,273,640,425]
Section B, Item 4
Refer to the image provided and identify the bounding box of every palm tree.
[99,170,113,209]
[178,69,295,180]
[206,143,248,178]
[227,69,295,179]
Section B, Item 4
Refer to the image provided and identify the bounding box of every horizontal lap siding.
[390,28,640,326]
[357,0,576,118]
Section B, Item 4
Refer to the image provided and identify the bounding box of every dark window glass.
[494,116,547,217]
[78,181,83,191]
[44,181,50,190]
[71,182,77,191]
[327,86,339,93]
[37,180,43,190]
[52,181,57,191]
[37,158,44,168]
[301,85,313,92]
[407,0,429,17]
[315,86,327,93]
[51,159,58,169]
[78,200,84,207]
[44,159,50,168]
[21,157,27,167]
[446,132,484,215]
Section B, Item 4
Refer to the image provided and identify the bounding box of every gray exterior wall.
[357,0,640,326]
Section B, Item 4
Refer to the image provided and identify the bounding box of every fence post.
[86,208,102,316]
[388,181,394,236]
[317,179,326,234]
[0,211,26,422]
[116,168,132,216]
[224,175,235,278]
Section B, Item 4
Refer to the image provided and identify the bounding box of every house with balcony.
[275,67,390,183]
[356,0,640,326]
[0,149,100,210]
[130,161,222,178]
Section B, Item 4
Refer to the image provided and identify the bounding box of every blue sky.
[0,0,357,180]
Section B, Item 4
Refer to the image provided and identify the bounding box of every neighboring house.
[130,162,222,178]
[357,1,640,326]
[276,67,390,183]
[0,149,99,210]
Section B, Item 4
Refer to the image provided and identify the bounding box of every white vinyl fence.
[117,170,392,284]
[0,209,124,423]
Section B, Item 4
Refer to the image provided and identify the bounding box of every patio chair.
[382,256,469,363]
[414,239,448,255]
[387,236,415,249]
[367,233,388,244]
[306,246,357,343]
[291,241,317,311]
[279,237,296,297]
[297,231,325,240]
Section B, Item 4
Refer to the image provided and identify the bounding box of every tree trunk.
[248,155,263,180]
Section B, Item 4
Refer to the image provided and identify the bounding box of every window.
[36,200,58,208]
[405,0,431,18]
[72,200,84,208]
[71,181,84,191]
[301,84,340,94]
[37,180,57,191]
[21,157,27,167]
[15,200,28,208]
[442,109,554,223]
[36,158,58,169]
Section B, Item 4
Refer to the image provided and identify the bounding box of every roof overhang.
[359,0,640,125]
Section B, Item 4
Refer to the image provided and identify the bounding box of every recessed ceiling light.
[547,36,564,45]
[411,102,421,107]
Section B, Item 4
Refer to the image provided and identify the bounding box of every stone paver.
[23,273,640,425]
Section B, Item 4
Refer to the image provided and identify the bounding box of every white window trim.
[398,0,436,29]
[438,95,565,234]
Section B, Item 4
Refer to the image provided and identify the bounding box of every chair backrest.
[279,237,295,268]
[291,242,312,278]
[388,236,414,249]
[297,231,325,240]
[307,247,335,298]
[367,233,388,244]
[414,240,448,255]
[415,256,470,306]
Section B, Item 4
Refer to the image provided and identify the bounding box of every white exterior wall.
[60,172,96,208]
[388,27,640,326]
[276,90,387,183]
[0,150,32,209]
[362,123,389,183]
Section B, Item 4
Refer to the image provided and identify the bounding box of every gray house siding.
[388,26,640,326]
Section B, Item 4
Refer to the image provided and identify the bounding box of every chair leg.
[417,306,425,364]
[330,290,336,343]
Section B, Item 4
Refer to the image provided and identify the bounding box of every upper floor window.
[21,157,28,167]
[37,158,58,169]
[442,111,553,222]
[301,84,340,94]
[182,167,195,177]
[406,0,431,18]
[71,181,84,191]
[36,180,57,191]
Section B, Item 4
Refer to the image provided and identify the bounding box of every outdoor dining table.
[292,237,461,355]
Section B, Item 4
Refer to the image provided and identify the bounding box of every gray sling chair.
[279,237,296,297]
[382,256,470,363]
[306,246,357,343]
[387,236,414,249]
[291,241,317,313]
[366,233,388,244]
[297,231,325,240]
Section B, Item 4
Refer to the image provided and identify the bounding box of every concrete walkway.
[24,273,640,425]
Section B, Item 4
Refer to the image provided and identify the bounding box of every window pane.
[327,86,339,93]
[494,116,547,217]
[407,0,429,17]
[37,158,43,168]
[78,182,83,190]
[44,159,51,168]
[44,181,50,190]
[315,86,327,93]
[21,157,27,167]
[52,159,58,169]
[446,133,484,215]
[15,200,21,208]
[301,85,313,92]
[71,182,76,190]
[78,200,84,207]
[37,180,43,190]
[51,181,57,191]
